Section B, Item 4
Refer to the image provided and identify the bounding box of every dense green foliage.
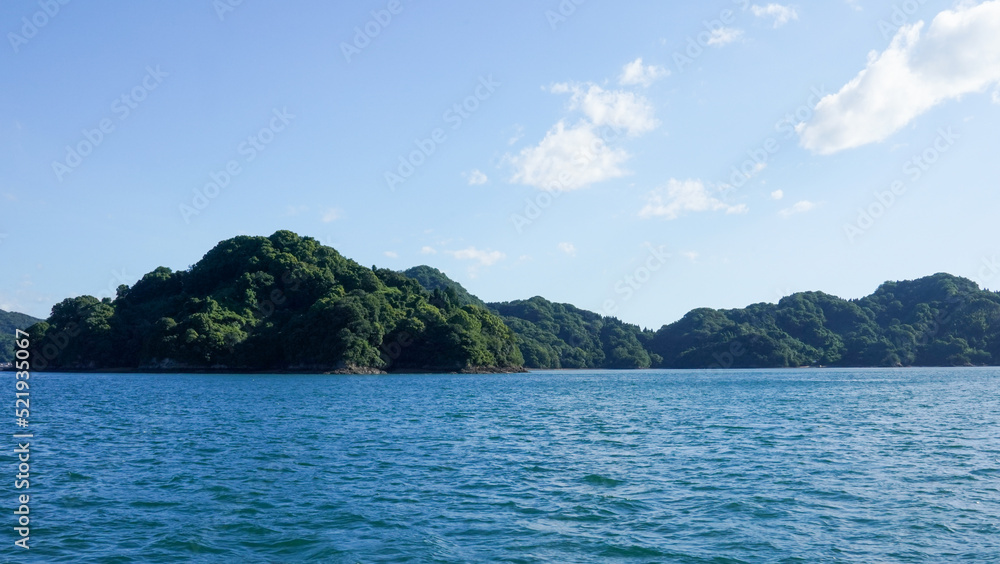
[645,273,1000,367]
[22,235,1000,373]
[403,266,488,309]
[489,297,657,369]
[26,231,523,372]
[0,309,42,364]
[402,267,657,369]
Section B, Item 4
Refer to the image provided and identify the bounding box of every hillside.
[0,309,43,364]
[403,266,488,309]
[490,297,657,369]
[401,267,656,369]
[402,267,1000,368]
[25,231,523,372]
[23,231,1000,371]
[645,273,1000,367]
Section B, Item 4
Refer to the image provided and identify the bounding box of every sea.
[5,368,1000,563]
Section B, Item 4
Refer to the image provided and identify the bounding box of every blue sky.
[2,0,999,329]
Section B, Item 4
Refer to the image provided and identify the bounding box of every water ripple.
[5,368,1000,562]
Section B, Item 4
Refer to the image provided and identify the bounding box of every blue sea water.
[4,368,1000,563]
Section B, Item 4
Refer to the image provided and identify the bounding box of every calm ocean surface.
[6,368,1000,563]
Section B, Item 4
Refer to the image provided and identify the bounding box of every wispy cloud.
[639,179,748,220]
[465,169,488,185]
[778,200,819,217]
[707,27,743,46]
[798,1,1000,154]
[448,246,505,266]
[420,246,437,255]
[751,4,799,28]
[321,208,342,223]
[771,189,784,200]
[557,242,576,256]
[510,76,659,192]
[383,251,399,259]
[509,121,629,191]
[550,83,660,136]
[618,57,669,87]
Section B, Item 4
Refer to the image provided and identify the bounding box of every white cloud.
[707,27,743,46]
[509,121,629,191]
[771,189,784,200]
[639,179,748,220]
[846,0,862,11]
[552,83,659,136]
[682,251,699,261]
[465,169,488,185]
[619,57,669,87]
[993,86,1000,104]
[798,1,1000,154]
[383,251,399,259]
[448,247,505,266]
[321,208,342,222]
[420,246,437,255]
[778,200,819,217]
[751,4,799,27]
[511,77,660,192]
[557,242,576,256]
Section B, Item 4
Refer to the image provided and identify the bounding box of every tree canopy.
[25,231,522,372]
[0,309,42,364]
[18,236,1000,373]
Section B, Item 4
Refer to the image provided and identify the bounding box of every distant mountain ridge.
[405,268,1000,369]
[20,231,1000,371]
[0,309,42,364]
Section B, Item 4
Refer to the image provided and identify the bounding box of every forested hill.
[19,230,1000,372]
[24,231,523,373]
[406,269,1000,368]
[401,268,657,368]
[403,266,488,309]
[645,273,1000,368]
[0,309,42,364]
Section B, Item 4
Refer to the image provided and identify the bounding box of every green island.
[9,230,1000,372]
